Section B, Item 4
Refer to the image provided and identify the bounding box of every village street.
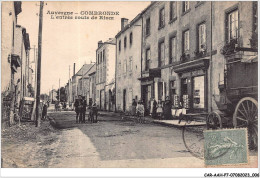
[1,107,258,168]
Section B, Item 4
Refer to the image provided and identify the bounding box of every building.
[137,1,257,115]
[95,38,116,110]
[49,89,57,103]
[1,2,32,125]
[115,16,142,112]
[80,63,96,104]
[71,64,93,102]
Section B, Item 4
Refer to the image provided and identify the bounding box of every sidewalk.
[99,111,206,127]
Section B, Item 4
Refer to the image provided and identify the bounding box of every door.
[192,75,205,109]
[181,78,189,109]
[123,89,126,112]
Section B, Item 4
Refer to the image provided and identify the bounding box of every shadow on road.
[49,111,194,161]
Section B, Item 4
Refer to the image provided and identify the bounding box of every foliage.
[180,53,190,62]
[27,84,34,97]
[220,39,237,55]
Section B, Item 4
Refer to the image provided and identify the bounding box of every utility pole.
[36,1,44,127]
[69,65,70,105]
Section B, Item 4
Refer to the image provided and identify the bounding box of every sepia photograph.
[1,0,259,177]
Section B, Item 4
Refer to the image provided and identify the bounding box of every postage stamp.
[204,128,249,166]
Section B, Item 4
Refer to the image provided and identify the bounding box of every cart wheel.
[207,111,222,130]
[233,97,258,150]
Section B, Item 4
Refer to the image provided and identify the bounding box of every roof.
[115,2,156,38]
[75,64,93,76]
[96,38,116,51]
[87,64,96,76]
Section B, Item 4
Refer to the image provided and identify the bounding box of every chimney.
[73,63,75,76]
[121,18,129,30]
[98,40,103,48]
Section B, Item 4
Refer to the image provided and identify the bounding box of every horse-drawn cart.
[207,50,258,149]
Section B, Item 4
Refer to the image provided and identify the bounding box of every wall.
[210,1,256,111]
[116,17,142,112]
[1,2,16,93]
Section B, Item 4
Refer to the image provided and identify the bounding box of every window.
[170,80,177,106]
[124,36,127,48]
[183,1,190,13]
[129,56,133,72]
[159,41,165,67]
[183,30,190,53]
[145,48,150,71]
[103,50,105,62]
[100,51,103,63]
[170,2,177,21]
[130,32,133,46]
[158,82,164,100]
[100,67,102,82]
[169,36,177,63]
[146,18,150,36]
[226,9,239,43]
[198,23,206,52]
[119,40,121,52]
[97,54,99,64]
[159,7,165,28]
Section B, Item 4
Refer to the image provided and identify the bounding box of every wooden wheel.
[233,97,258,150]
[207,111,222,130]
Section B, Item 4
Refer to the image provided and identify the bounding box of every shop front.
[139,68,161,115]
[172,58,209,113]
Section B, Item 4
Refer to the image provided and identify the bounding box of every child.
[157,100,163,120]
[136,100,145,123]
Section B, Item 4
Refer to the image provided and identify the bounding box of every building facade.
[115,17,142,112]
[138,1,257,115]
[1,2,32,125]
[95,38,116,110]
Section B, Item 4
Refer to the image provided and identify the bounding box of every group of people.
[74,95,97,124]
[74,95,87,123]
[131,96,173,120]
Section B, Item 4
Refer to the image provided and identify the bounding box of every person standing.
[82,96,87,123]
[152,98,157,118]
[132,99,137,116]
[42,102,47,120]
[74,96,80,123]
[163,96,172,120]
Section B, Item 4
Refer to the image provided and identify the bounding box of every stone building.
[115,16,142,112]
[72,64,93,102]
[95,38,116,110]
[1,2,32,125]
[137,1,257,115]
[80,63,95,105]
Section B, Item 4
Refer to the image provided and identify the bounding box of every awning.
[138,68,161,81]
[172,58,209,74]
[241,55,258,63]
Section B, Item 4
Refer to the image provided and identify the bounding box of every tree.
[56,87,67,102]
[40,94,48,101]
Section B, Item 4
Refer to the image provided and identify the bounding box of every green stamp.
[204,128,248,166]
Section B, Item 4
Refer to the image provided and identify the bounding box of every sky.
[17,1,150,94]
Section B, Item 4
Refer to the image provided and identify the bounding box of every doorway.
[123,89,126,112]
